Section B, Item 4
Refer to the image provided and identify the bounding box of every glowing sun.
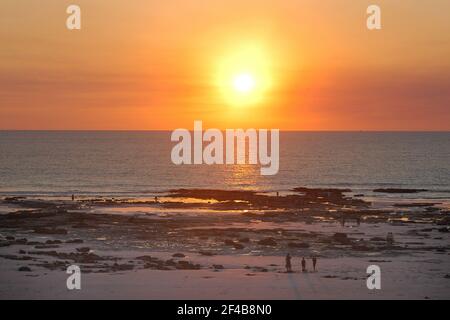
[233,73,256,93]
[216,44,272,107]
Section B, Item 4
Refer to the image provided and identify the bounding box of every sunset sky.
[1,0,449,130]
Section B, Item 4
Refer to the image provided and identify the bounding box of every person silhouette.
[301,257,306,272]
[285,253,292,273]
[387,232,394,245]
[312,256,317,272]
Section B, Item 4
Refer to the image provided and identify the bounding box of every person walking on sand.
[301,257,306,272]
[312,256,317,272]
[285,253,292,273]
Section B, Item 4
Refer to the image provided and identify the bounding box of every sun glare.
[233,73,255,93]
[216,44,272,107]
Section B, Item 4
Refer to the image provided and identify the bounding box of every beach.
[1,0,450,304]
[1,188,449,299]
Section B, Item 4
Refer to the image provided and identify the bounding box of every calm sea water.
[0,131,449,201]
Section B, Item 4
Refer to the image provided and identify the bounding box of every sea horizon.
[1,131,448,205]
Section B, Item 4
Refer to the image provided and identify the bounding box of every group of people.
[285,253,317,273]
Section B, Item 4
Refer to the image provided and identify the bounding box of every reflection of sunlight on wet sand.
[88,206,244,217]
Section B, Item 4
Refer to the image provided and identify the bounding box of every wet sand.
[0,188,449,299]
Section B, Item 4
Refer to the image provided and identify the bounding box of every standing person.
[387,232,394,245]
[301,257,306,272]
[312,256,317,272]
[285,253,292,273]
[71,194,75,201]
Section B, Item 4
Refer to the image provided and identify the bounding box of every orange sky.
[0,0,449,130]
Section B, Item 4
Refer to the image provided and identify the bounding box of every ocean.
[0,131,449,202]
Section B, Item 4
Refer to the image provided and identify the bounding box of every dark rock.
[332,233,351,244]
[26,242,40,245]
[176,260,201,270]
[252,266,268,272]
[199,251,215,256]
[352,244,372,251]
[143,262,164,270]
[258,237,277,246]
[71,223,91,229]
[137,255,159,262]
[394,203,436,208]
[65,239,83,244]
[213,264,224,270]
[165,259,176,266]
[438,227,449,233]
[111,263,134,271]
[373,188,428,194]
[33,227,67,235]
[76,247,91,253]
[35,245,60,249]
[36,260,68,271]
[75,253,101,263]
[155,265,171,271]
[4,196,26,201]
[18,266,31,272]
[288,242,309,248]
[172,253,185,258]
[46,240,62,244]
[5,236,15,241]
[0,254,33,261]
[437,218,450,226]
